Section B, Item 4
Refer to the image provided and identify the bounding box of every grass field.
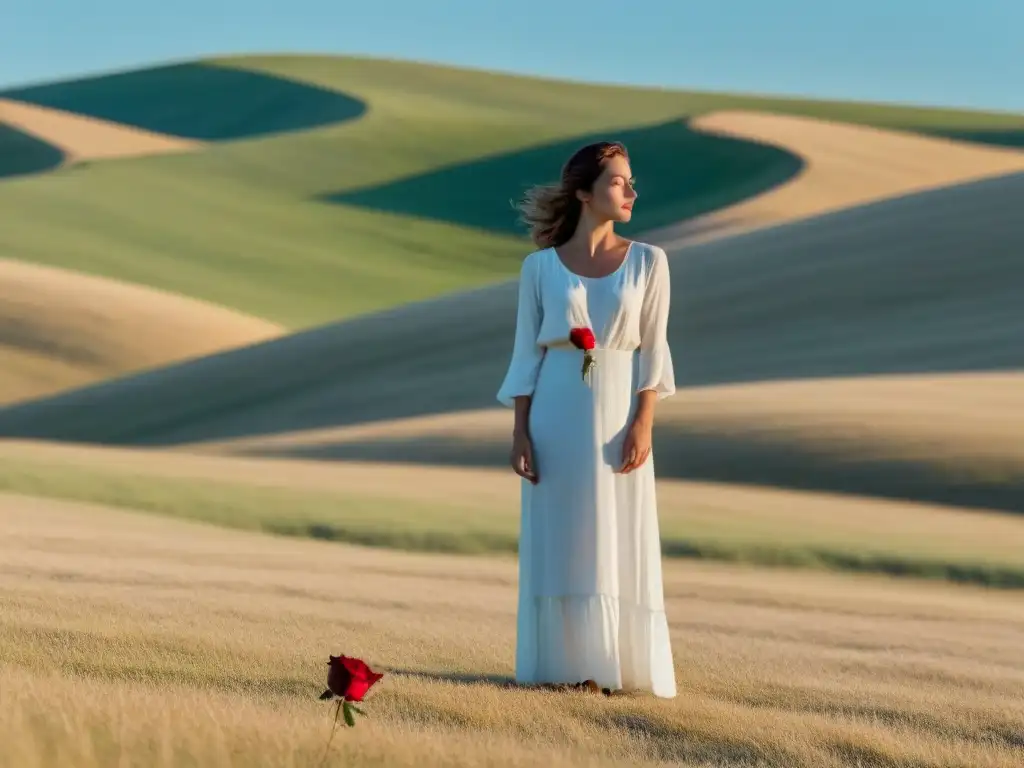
[1,55,1023,327]
[1,445,1021,588]
[2,495,1022,768]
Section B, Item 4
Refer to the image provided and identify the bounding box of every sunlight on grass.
[1,457,1022,588]
[2,496,1022,768]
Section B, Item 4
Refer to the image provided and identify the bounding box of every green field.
[3,457,1021,588]
[2,55,1023,326]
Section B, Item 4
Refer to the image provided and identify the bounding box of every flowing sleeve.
[636,246,677,398]
[496,253,545,407]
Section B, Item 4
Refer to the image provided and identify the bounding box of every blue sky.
[2,0,1021,112]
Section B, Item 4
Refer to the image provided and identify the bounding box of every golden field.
[2,495,1022,768]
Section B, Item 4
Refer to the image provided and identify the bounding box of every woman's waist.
[542,342,638,355]
[537,345,640,375]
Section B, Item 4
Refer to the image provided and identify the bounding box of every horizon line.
[1,48,1022,118]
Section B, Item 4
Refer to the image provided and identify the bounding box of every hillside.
[0,98,199,167]
[649,110,1024,247]
[1,54,1022,515]
[0,258,281,404]
[2,172,1022,514]
[1,55,1022,329]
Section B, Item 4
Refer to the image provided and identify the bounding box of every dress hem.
[515,592,677,699]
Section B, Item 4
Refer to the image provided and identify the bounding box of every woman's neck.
[565,218,617,258]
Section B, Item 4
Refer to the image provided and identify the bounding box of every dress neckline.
[551,241,634,281]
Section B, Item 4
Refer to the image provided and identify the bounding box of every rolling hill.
[2,54,1023,329]
[1,53,1022,544]
[0,97,199,167]
[0,258,281,403]
[1,171,1022,515]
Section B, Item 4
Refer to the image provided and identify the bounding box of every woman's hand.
[621,394,656,473]
[510,430,539,484]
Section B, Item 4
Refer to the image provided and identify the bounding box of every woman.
[496,141,677,698]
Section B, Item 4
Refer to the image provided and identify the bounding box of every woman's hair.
[514,141,628,249]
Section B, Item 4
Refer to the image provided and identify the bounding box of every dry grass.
[0,258,282,405]
[648,110,1024,248]
[2,494,1022,767]
[1,444,1022,587]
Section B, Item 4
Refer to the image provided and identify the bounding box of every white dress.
[496,240,677,698]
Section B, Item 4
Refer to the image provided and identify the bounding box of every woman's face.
[578,154,637,223]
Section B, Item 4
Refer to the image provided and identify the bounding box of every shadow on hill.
[1,62,366,141]
[933,129,1024,149]
[1,172,1023,513]
[323,117,804,236]
[251,426,1023,518]
[0,124,64,178]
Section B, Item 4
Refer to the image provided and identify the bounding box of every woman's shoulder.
[628,240,669,269]
[629,239,666,255]
[519,245,554,272]
[524,245,554,260]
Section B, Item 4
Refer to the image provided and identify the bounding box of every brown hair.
[515,141,628,249]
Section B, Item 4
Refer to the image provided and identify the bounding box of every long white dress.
[496,240,677,698]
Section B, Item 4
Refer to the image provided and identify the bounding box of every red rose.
[569,327,597,382]
[318,655,384,743]
[569,327,596,351]
[321,655,384,702]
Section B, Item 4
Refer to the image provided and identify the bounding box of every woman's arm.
[635,246,676,400]
[496,254,545,407]
[512,395,533,437]
[498,253,544,483]
[622,247,676,473]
